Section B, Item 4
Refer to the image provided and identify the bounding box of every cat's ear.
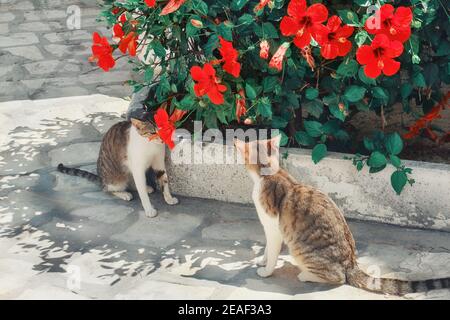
[268,134,281,151]
[234,138,245,154]
[131,118,145,129]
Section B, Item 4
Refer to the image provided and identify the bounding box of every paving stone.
[48,142,100,167]
[70,204,134,224]
[0,33,39,47]
[31,86,90,99]
[0,65,14,78]
[1,46,44,61]
[0,23,9,35]
[78,71,130,85]
[0,1,34,11]
[112,212,203,248]
[0,12,15,23]
[43,44,88,58]
[18,21,52,32]
[23,10,67,21]
[43,30,92,43]
[52,171,99,192]
[202,220,265,243]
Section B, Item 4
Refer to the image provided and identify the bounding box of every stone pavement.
[0,95,449,300]
[0,0,132,102]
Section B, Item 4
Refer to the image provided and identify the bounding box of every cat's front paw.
[256,256,267,267]
[146,186,155,194]
[256,267,273,278]
[165,197,179,205]
[145,207,158,218]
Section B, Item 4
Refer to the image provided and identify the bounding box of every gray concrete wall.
[166,143,450,232]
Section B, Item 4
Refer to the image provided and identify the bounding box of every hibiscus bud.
[190,19,203,28]
[269,42,290,72]
[235,89,247,123]
[244,118,254,125]
[412,54,421,64]
[111,7,120,15]
[259,40,270,60]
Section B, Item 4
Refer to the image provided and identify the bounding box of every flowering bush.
[92,0,449,194]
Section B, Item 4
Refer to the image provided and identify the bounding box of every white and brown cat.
[235,136,450,295]
[58,118,178,218]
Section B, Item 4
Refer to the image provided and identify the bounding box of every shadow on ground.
[1,112,450,300]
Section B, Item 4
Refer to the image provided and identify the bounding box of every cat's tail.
[346,265,450,296]
[57,163,101,184]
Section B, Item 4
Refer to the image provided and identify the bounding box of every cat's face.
[234,136,280,175]
[131,118,160,141]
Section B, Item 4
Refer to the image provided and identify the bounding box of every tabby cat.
[58,118,178,217]
[235,136,450,295]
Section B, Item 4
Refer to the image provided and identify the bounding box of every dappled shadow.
[1,114,450,299]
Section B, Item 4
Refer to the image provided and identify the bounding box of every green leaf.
[400,83,413,100]
[238,14,253,25]
[262,22,279,39]
[385,132,403,155]
[257,97,272,118]
[390,155,401,168]
[337,59,359,78]
[355,30,368,46]
[329,104,346,121]
[151,40,166,58]
[271,116,288,129]
[262,76,278,93]
[192,0,208,15]
[368,151,387,168]
[363,137,374,151]
[391,170,407,195]
[245,83,257,100]
[230,0,250,11]
[305,88,319,100]
[304,100,323,118]
[369,164,386,173]
[144,68,154,82]
[178,95,196,110]
[413,72,426,87]
[304,121,323,138]
[372,86,389,104]
[337,10,360,26]
[203,34,219,56]
[312,144,327,164]
[344,85,366,103]
[322,120,340,135]
[217,23,233,41]
[279,131,288,147]
[295,131,315,147]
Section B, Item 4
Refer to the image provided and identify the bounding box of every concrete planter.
[165,142,450,232]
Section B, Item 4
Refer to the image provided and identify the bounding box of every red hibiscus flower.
[365,4,413,43]
[260,40,270,59]
[154,108,187,150]
[190,63,227,105]
[269,42,290,71]
[89,32,115,72]
[314,15,354,60]
[145,0,156,8]
[112,14,138,56]
[118,32,138,56]
[161,0,186,15]
[235,89,247,123]
[280,0,328,49]
[356,34,403,78]
[218,36,241,78]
